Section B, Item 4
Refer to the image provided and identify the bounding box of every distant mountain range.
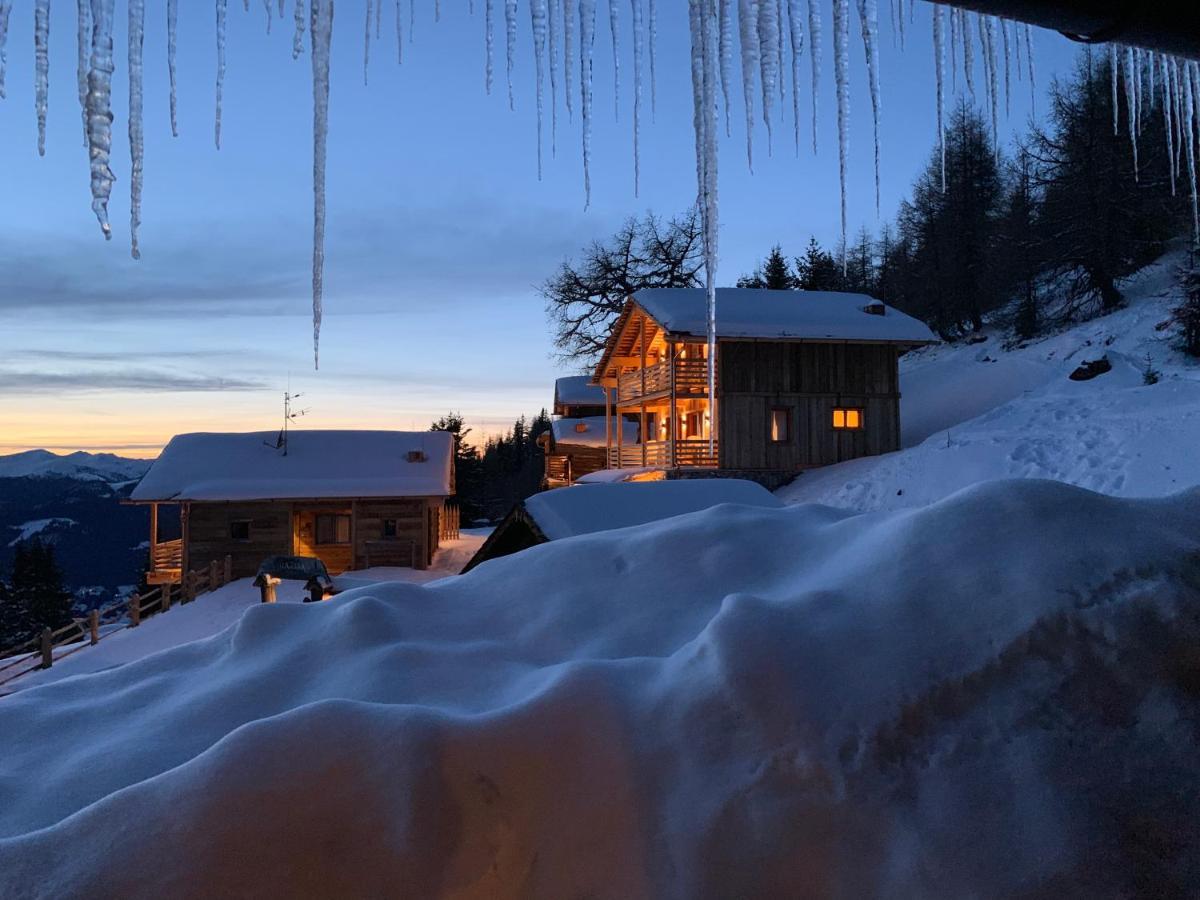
[0,451,160,606]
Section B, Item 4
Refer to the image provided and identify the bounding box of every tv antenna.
[266,390,310,456]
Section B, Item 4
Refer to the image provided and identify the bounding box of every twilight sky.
[0,1,1079,456]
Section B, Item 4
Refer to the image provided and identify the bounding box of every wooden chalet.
[539,376,639,488]
[129,430,455,583]
[593,288,938,484]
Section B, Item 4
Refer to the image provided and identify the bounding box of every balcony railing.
[617,357,711,403]
[151,539,182,572]
[606,439,718,469]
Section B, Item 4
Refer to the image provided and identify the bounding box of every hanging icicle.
[718,0,732,136]
[832,0,848,271]
[0,0,11,100]
[894,0,903,51]
[607,0,619,120]
[775,0,783,104]
[485,0,494,93]
[548,0,559,152]
[580,0,595,207]
[364,0,372,86]
[86,0,116,239]
[167,0,179,134]
[76,0,93,146]
[648,0,656,120]
[1110,43,1119,136]
[786,0,802,155]
[1162,54,1176,197]
[960,9,974,99]
[295,0,307,59]
[983,16,998,158]
[933,4,944,192]
[375,0,381,39]
[856,0,880,213]
[737,0,758,171]
[564,0,576,119]
[505,0,517,110]
[309,0,333,369]
[129,0,144,259]
[530,0,547,179]
[807,0,819,154]
[1023,23,1034,111]
[948,6,957,93]
[35,0,50,156]
[757,0,779,152]
[1123,46,1138,178]
[263,0,273,32]
[1000,17,1010,116]
[1183,60,1198,248]
[630,0,643,194]
[215,0,227,149]
[393,0,400,62]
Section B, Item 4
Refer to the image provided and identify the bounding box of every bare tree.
[542,208,704,367]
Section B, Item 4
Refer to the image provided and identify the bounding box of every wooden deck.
[607,439,718,469]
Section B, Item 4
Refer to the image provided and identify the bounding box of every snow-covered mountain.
[0,450,151,484]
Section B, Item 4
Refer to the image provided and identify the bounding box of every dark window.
[769,407,791,443]
[230,520,251,542]
[316,513,352,545]
[382,518,398,538]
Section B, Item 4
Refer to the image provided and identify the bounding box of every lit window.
[316,513,352,545]
[832,408,863,430]
[230,520,251,542]
[770,408,790,442]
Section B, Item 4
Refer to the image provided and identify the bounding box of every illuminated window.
[769,407,791,442]
[316,514,352,545]
[832,408,863,430]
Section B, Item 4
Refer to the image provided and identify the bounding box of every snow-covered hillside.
[0,450,151,483]
[783,250,1200,510]
[0,481,1198,897]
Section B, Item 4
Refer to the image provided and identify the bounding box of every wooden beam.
[669,342,677,468]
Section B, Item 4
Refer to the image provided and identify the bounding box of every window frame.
[382,518,399,539]
[769,406,792,444]
[229,519,252,542]
[315,513,353,546]
[832,407,865,431]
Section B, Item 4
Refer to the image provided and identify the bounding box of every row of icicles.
[0,1,1196,371]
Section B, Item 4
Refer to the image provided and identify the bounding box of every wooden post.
[162,581,172,612]
[616,380,624,467]
[669,341,678,468]
[89,609,100,645]
[129,593,141,627]
[39,628,53,669]
[254,575,278,604]
[148,502,159,574]
[209,559,220,590]
[640,316,648,467]
[604,385,613,469]
[224,555,233,584]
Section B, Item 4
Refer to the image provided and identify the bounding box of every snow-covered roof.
[554,375,607,410]
[131,430,454,501]
[522,479,783,541]
[631,288,939,344]
[550,417,638,449]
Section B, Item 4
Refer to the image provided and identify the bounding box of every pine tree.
[0,574,29,649]
[1175,265,1200,357]
[999,147,1044,339]
[794,238,844,291]
[737,245,796,289]
[11,539,73,635]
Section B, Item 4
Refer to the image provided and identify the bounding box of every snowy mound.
[1,480,1199,897]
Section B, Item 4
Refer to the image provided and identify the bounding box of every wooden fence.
[0,555,233,691]
[440,502,461,541]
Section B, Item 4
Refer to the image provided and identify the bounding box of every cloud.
[0,369,268,394]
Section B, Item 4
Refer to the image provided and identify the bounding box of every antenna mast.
[266,390,310,456]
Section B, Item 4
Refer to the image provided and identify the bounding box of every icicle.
[960,9,974,99]
[86,0,116,239]
[1183,61,1198,248]
[393,0,400,62]
[309,0,333,369]
[409,0,413,41]
[364,0,372,86]
[832,0,849,271]
[167,0,179,134]
[564,0,576,119]
[295,0,307,59]
[1146,49,1155,107]
[580,0,594,207]
[375,0,381,39]
[948,7,956,93]
[719,0,732,136]
[1000,17,1009,116]
[775,0,783,103]
[895,0,903,50]
[548,0,559,153]
[530,0,547,179]
[1109,43,1118,135]
[506,0,517,110]
[757,0,778,153]
[264,0,273,32]
[736,0,758,171]
[933,4,944,192]
[630,0,643,194]
[1124,46,1138,178]
[856,0,879,213]
[1014,13,1021,81]
[1163,54,1175,196]
[279,0,285,15]
[983,16,997,157]
[216,0,226,149]
[1023,23,1034,111]
[1134,48,1142,135]
[648,0,656,120]
[1175,59,1185,181]
[607,0,619,120]
[807,0,819,154]
[435,0,440,22]
[35,0,50,156]
[786,0,802,154]
[0,0,11,100]
[129,0,144,259]
[485,0,493,94]
[77,0,93,145]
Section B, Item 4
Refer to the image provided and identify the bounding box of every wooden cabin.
[539,377,640,488]
[462,479,782,572]
[129,430,455,583]
[592,288,937,485]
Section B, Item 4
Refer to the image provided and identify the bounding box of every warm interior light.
[833,409,845,429]
[832,408,863,430]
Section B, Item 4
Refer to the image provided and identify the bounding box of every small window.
[382,518,398,538]
[230,520,252,542]
[316,513,352,545]
[769,407,791,443]
[832,408,864,430]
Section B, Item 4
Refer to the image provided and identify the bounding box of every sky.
[0,1,1081,457]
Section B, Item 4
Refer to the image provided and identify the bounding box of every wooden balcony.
[606,439,718,469]
[147,538,183,584]
[617,357,711,405]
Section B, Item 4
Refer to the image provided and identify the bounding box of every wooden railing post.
[224,555,233,584]
[209,559,221,590]
[162,582,173,612]
[89,610,100,645]
[129,593,141,627]
[39,628,53,670]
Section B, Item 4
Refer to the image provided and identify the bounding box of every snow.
[0,481,1198,894]
[522,477,784,540]
[630,287,938,343]
[8,518,78,547]
[4,532,488,694]
[0,449,149,481]
[553,374,605,409]
[781,251,1200,511]
[549,416,637,447]
[130,430,454,501]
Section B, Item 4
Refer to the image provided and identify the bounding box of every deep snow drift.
[1,479,1199,897]
[783,250,1200,511]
